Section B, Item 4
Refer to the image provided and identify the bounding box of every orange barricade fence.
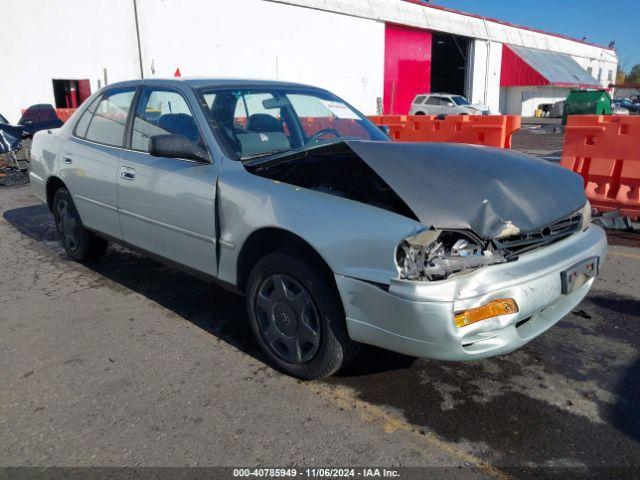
[55,108,77,123]
[20,108,77,123]
[368,115,521,149]
[561,115,640,219]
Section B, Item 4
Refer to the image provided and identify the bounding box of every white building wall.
[0,0,618,123]
[0,0,141,124]
[502,86,572,116]
[136,0,385,115]
[268,0,617,65]
[572,56,617,88]
[469,40,502,113]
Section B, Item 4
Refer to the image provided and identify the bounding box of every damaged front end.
[395,229,507,281]
[395,201,589,282]
[246,139,589,283]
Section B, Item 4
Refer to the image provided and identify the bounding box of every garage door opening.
[430,33,469,96]
[52,79,91,109]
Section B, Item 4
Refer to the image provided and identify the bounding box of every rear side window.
[74,96,101,138]
[131,88,203,152]
[82,89,136,147]
[413,96,426,104]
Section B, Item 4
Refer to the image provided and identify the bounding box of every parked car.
[612,98,640,114]
[30,79,606,379]
[0,113,9,125]
[409,93,490,115]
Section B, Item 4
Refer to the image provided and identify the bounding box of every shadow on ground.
[4,204,640,473]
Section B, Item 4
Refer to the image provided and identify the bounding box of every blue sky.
[431,0,640,72]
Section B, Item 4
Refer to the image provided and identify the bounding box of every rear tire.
[53,188,108,262]
[246,251,358,380]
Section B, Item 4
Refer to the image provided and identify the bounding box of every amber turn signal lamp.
[454,298,519,328]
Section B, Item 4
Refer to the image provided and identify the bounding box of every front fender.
[216,160,423,286]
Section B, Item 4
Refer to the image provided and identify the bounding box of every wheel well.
[237,228,335,294]
[46,176,66,212]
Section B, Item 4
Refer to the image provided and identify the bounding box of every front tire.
[246,251,358,380]
[53,188,108,262]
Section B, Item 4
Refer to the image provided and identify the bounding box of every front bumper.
[336,225,607,361]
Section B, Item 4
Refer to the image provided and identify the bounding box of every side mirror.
[447,102,455,107]
[149,134,209,163]
[377,125,391,137]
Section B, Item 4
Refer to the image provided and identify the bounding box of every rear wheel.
[246,251,358,379]
[53,188,108,262]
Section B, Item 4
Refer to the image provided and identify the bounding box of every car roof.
[413,93,462,98]
[105,77,324,91]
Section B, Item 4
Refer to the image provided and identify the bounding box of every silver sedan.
[29,78,606,379]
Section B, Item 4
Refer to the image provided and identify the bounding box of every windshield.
[198,87,387,159]
[451,96,470,106]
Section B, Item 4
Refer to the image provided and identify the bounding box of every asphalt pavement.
[1,174,639,477]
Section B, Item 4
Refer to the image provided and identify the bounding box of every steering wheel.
[307,128,342,144]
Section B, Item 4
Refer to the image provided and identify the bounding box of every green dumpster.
[562,89,613,124]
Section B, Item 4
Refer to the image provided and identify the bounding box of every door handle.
[63,156,73,164]
[120,166,136,181]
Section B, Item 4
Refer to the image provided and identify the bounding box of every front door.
[117,86,218,276]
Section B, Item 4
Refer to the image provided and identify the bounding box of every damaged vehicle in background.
[0,122,26,184]
[29,79,607,379]
[0,104,64,171]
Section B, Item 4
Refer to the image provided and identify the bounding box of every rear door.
[423,95,442,115]
[62,87,137,239]
[117,85,219,276]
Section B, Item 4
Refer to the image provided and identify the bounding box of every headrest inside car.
[247,114,283,133]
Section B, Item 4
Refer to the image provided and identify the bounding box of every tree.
[626,64,640,84]
[616,66,626,84]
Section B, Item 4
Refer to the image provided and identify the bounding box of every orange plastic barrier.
[55,108,77,123]
[561,115,640,219]
[368,114,521,149]
[20,108,77,123]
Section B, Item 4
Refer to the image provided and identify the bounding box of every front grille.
[493,211,583,258]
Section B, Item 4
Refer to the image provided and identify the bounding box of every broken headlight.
[395,230,507,281]
[581,200,592,230]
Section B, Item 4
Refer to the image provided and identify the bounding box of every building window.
[608,70,613,82]
[52,79,91,109]
[587,67,593,77]
[598,68,602,82]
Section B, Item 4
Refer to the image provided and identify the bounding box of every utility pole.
[133,0,144,78]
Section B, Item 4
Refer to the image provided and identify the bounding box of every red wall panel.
[77,79,92,103]
[384,24,432,115]
[500,45,549,87]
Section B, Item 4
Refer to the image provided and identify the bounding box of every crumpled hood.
[346,141,586,239]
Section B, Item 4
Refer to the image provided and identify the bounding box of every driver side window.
[131,88,203,152]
